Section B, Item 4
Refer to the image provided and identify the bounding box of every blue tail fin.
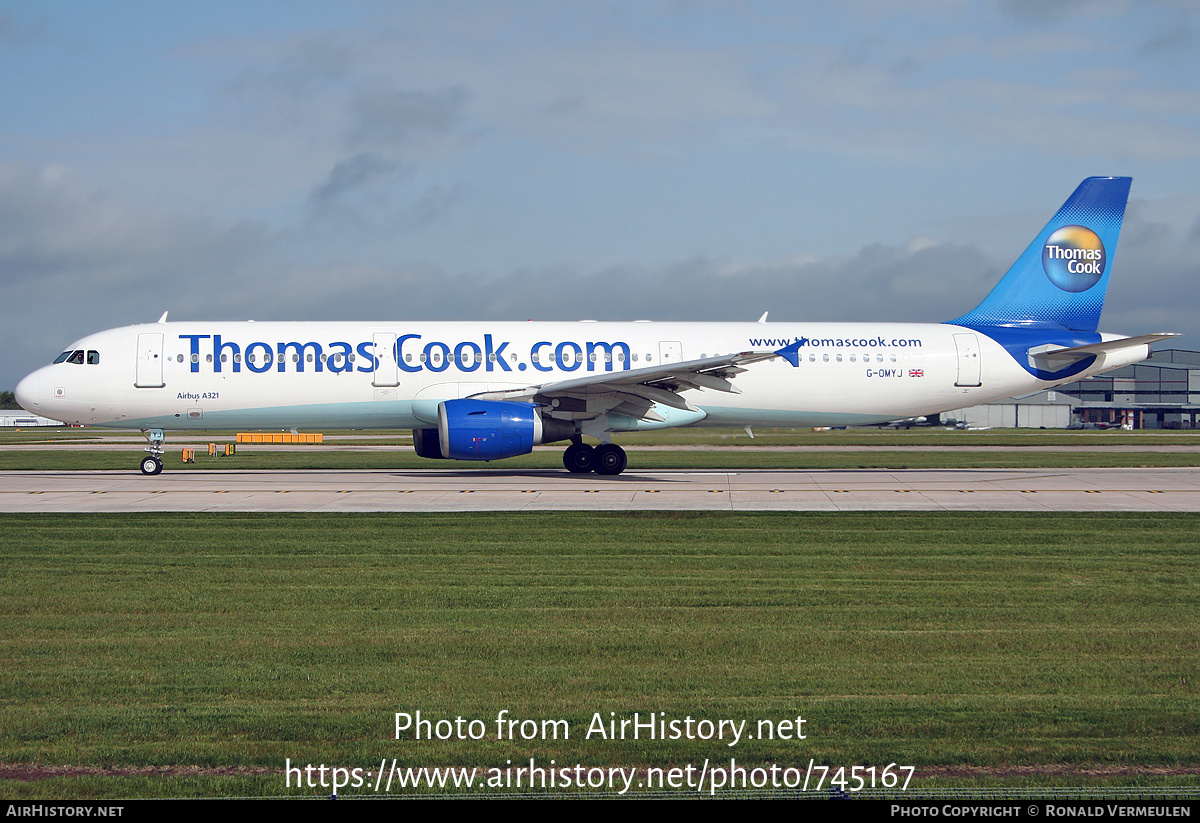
[949,177,1131,333]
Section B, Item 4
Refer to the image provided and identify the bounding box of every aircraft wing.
[469,351,780,422]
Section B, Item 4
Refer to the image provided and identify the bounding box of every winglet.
[775,339,803,367]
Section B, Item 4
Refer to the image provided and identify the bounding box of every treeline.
[1,391,20,409]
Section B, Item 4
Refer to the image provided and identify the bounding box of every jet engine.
[412,399,573,461]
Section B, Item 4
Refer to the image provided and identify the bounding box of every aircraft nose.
[14,371,41,413]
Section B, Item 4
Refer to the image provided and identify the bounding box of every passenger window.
[87,351,100,365]
[191,354,199,363]
[206,354,213,363]
[177,354,184,363]
[836,354,843,362]
[849,355,856,362]
[822,353,829,362]
[233,354,241,363]
[808,353,815,362]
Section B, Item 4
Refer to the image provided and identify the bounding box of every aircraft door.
[135,333,165,388]
[659,341,683,364]
[372,332,399,387]
[953,333,982,387]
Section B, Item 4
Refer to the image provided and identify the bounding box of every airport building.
[945,349,1200,429]
[0,414,63,427]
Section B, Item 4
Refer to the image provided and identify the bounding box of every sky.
[2,0,1200,391]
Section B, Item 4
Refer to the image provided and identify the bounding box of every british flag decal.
[909,369,925,377]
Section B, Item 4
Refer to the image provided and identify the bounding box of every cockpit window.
[52,349,99,364]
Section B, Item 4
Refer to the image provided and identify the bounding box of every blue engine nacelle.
[436,399,544,461]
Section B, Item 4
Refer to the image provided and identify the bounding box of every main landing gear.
[140,428,165,475]
[562,440,627,476]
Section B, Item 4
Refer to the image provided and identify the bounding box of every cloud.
[349,86,469,148]
[310,152,403,208]
[1140,18,1195,55]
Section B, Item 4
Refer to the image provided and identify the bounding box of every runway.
[3,467,1200,512]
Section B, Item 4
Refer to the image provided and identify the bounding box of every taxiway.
[2,467,1198,512]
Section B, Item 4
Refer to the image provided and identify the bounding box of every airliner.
[14,177,1176,476]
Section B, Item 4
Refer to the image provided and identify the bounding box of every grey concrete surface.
[2,467,1199,512]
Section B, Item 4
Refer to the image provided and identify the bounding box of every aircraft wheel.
[593,443,627,476]
[563,443,594,473]
[140,456,163,476]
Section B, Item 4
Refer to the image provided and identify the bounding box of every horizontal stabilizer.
[1027,333,1180,370]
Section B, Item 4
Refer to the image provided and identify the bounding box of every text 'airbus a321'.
[15,177,1177,476]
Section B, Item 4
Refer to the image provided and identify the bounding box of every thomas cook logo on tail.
[1042,225,1106,293]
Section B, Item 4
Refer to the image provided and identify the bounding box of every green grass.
[1,512,1197,797]
[6,425,1200,448]
[2,448,1199,472]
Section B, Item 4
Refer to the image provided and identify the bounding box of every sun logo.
[1042,225,1106,293]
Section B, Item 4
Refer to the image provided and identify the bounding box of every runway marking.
[4,488,1198,496]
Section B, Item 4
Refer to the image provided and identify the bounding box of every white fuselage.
[15,320,1147,431]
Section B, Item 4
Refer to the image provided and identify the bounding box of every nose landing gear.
[140,428,165,475]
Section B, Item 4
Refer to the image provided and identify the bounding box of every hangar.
[945,349,1200,430]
